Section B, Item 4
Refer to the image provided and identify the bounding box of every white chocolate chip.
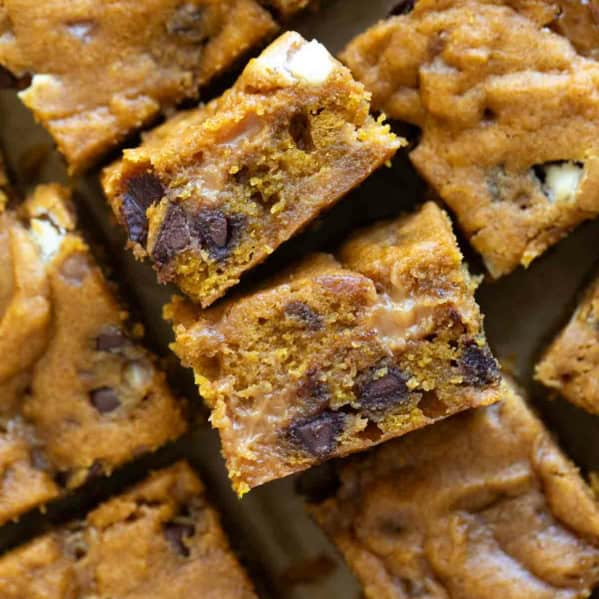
[30,217,65,262]
[252,32,335,86]
[286,40,335,85]
[65,21,94,43]
[19,74,64,106]
[540,161,583,203]
[124,359,153,393]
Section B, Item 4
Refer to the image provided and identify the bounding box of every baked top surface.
[313,384,599,599]
[536,276,599,414]
[341,0,599,277]
[0,0,278,171]
[0,462,257,599]
[0,184,186,524]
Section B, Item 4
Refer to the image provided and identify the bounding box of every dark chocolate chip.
[151,202,191,266]
[284,301,323,331]
[460,341,500,387]
[289,112,314,152]
[89,387,121,413]
[193,209,245,261]
[163,522,195,557]
[287,411,345,458]
[167,4,209,44]
[121,172,165,245]
[357,367,410,420]
[388,0,415,16]
[95,328,128,352]
[198,209,228,247]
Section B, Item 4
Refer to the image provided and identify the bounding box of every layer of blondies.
[102,31,402,307]
[166,202,503,494]
[0,184,186,524]
[340,0,599,277]
[536,276,599,414]
[312,383,599,599]
[0,0,278,171]
[0,462,257,599]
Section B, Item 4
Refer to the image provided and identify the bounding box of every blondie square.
[313,384,599,599]
[341,0,599,277]
[102,31,402,307]
[0,184,186,524]
[0,462,257,599]
[536,275,599,414]
[166,202,503,494]
[0,0,278,171]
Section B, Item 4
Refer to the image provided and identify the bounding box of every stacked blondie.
[0,0,598,597]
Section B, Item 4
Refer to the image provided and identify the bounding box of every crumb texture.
[313,385,599,599]
[0,462,257,599]
[341,0,599,276]
[536,276,599,413]
[0,184,186,525]
[102,31,402,307]
[0,0,278,170]
[167,202,503,493]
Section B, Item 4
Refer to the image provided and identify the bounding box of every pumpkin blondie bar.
[536,275,599,414]
[166,202,503,494]
[0,0,278,172]
[341,0,599,277]
[0,184,186,525]
[312,383,599,599]
[102,31,402,307]
[0,462,257,599]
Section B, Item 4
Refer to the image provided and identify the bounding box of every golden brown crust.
[312,383,599,599]
[102,31,402,307]
[0,462,257,599]
[166,202,503,494]
[0,0,278,172]
[536,276,599,414]
[341,0,599,277]
[0,184,186,524]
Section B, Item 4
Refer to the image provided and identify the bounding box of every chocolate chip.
[121,172,165,245]
[193,209,245,261]
[357,367,410,420]
[151,202,191,266]
[460,341,500,386]
[197,209,228,247]
[95,328,128,352]
[287,411,345,458]
[163,522,195,557]
[388,0,415,16]
[167,4,209,44]
[284,301,323,331]
[531,160,584,201]
[89,387,121,413]
[289,112,314,152]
